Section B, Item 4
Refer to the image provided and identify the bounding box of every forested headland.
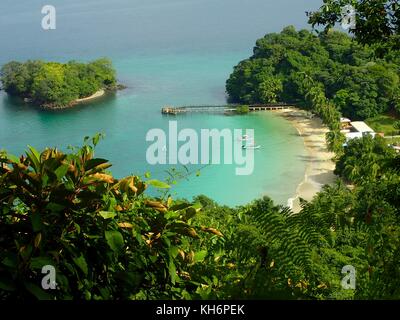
[0,58,117,109]
[226,26,400,121]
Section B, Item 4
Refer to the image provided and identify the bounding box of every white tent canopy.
[350,121,375,133]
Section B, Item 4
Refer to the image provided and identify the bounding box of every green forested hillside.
[226,26,400,120]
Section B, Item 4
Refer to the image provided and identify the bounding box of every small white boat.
[242,144,261,150]
[239,134,253,141]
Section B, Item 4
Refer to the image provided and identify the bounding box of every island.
[0,58,119,109]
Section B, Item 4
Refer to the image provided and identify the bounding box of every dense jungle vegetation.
[226,27,400,120]
[0,58,117,109]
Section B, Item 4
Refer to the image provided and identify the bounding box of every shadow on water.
[0,90,119,153]
[1,90,118,116]
[1,92,34,113]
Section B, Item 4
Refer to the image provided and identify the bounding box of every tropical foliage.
[307,0,400,54]
[226,26,400,120]
[1,134,399,300]
[0,58,117,108]
[235,105,250,114]
[335,135,398,184]
[0,136,225,300]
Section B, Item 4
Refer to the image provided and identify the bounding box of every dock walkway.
[161,103,293,115]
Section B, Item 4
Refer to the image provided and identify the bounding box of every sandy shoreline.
[75,89,105,103]
[273,108,336,213]
[40,89,106,110]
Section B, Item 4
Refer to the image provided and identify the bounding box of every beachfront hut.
[350,121,375,136]
[345,121,376,142]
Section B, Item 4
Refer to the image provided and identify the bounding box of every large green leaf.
[147,180,171,189]
[27,145,41,172]
[6,153,20,163]
[25,282,53,300]
[99,211,116,219]
[73,255,88,276]
[168,246,179,259]
[54,164,70,180]
[105,230,124,252]
[168,259,177,285]
[30,257,54,270]
[193,250,208,263]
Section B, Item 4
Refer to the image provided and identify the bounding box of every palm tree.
[326,130,346,155]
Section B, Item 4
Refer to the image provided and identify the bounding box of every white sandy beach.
[75,89,105,103]
[274,108,337,213]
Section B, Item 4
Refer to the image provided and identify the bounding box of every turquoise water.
[0,0,319,206]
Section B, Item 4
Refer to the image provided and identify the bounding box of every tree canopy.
[307,0,400,54]
[0,58,117,109]
[226,26,400,120]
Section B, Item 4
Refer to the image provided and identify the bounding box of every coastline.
[40,89,107,110]
[274,108,336,213]
[40,84,126,110]
[75,89,105,103]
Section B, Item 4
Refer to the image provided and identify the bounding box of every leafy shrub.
[0,135,223,300]
[1,134,399,300]
[235,105,250,114]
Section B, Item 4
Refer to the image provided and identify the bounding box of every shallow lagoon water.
[0,0,319,205]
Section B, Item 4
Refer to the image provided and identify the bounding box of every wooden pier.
[161,103,292,115]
